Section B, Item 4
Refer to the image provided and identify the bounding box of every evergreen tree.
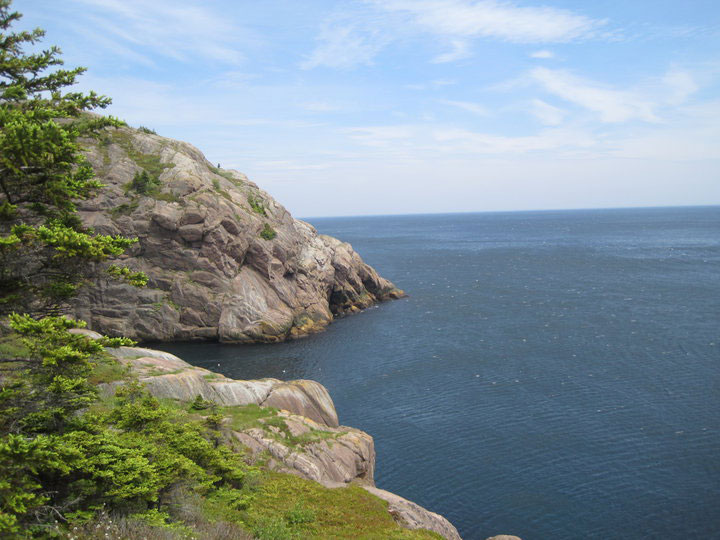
[0,0,145,316]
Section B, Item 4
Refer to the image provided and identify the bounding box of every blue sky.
[14,0,720,217]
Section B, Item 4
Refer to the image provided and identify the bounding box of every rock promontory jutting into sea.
[72,124,404,343]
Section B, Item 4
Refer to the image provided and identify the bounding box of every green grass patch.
[154,191,181,203]
[209,165,238,183]
[221,405,342,449]
[221,404,279,432]
[110,129,174,180]
[260,223,277,240]
[245,473,443,539]
[0,332,28,359]
[88,354,130,385]
[109,199,139,217]
[248,194,267,216]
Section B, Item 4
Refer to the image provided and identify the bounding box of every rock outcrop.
[100,341,461,540]
[103,342,339,427]
[73,125,403,343]
[364,486,462,540]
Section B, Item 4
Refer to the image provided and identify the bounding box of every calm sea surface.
[154,207,720,539]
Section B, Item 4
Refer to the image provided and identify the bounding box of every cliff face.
[73,126,403,343]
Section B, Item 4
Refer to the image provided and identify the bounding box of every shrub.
[130,170,160,195]
[248,195,267,216]
[260,223,277,240]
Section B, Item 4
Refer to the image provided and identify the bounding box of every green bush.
[260,223,277,240]
[130,170,160,195]
[248,195,267,216]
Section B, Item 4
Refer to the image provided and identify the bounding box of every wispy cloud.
[530,99,565,125]
[303,0,608,69]
[440,99,490,115]
[302,102,342,112]
[529,67,701,123]
[372,0,606,43]
[300,21,389,69]
[432,40,472,63]
[530,49,554,59]
[530,67,660,122]
[71,0,248,64]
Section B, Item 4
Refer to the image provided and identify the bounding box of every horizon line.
[300,203,720,221]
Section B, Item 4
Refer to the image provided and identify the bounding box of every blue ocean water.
[155,207,720,539]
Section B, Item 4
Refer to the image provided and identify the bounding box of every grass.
[245,473,443,539]
[247,194,267,216]
[0,332,28,359]
[109,199,140,217]
[221,403,279,432]
[109,128,183,203]
[208,165,238,183]
[260,223,277,240]
[220,404,343,449]
[154,191,181,203]
[88,354,131,385]
[110,129,174,180]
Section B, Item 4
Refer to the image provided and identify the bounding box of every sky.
[13,0,720,217]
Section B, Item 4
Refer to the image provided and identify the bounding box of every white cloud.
[529,67,703,123]
[372,0,605,43]
[300,23,388,69]
[302,102,341,112]
[254,160,332,171]
[530,99,565,125]
[342,122,597,156]
[431,126,595,154]
[530,50,554,59]
[304,1,607,69]
[343,125,418,147]
[71,0,246,64]
[530,67,659,122]
[440,99,490,115]
[663,70,699,105]
[432,40,472,63]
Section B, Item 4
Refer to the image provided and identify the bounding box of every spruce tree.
[0,0,145,316]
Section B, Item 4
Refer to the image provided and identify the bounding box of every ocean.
[154,206,720,539]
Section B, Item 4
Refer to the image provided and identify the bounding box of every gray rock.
[73,125,404,343]
[105,346,338,426]
[363,486,462,540]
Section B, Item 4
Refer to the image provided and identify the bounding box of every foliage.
[137,126,157,135]
[248,194,267,216]
[129,169,160,195]
[0,0,144,316]
[260,223,277,240]
[0,314,256,536]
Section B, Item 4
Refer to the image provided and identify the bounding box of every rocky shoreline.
[71,328,461,540]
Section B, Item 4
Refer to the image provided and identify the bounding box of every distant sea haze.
[157,206,720,540]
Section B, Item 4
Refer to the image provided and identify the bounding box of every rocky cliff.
[73,125,403,343]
